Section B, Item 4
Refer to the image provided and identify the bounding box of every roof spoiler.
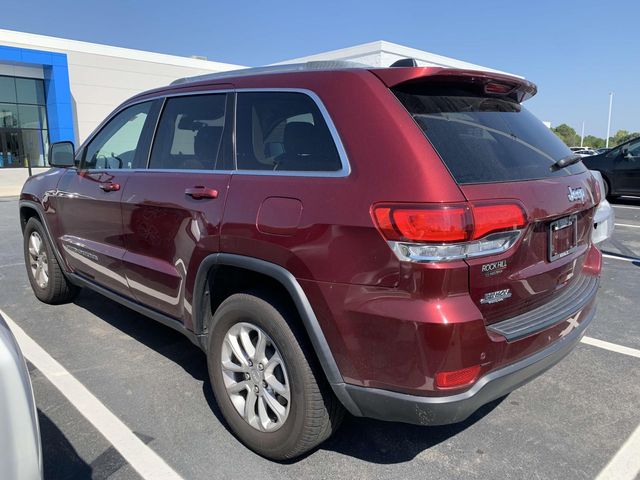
[372,67,537,102]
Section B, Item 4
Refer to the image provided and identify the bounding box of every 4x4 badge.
[480,289,512,304]
[567,186,585,202]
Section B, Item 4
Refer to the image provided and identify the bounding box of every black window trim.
[75,88,351,178]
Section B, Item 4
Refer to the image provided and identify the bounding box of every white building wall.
[274,40,518,77]
[0,29,245,143]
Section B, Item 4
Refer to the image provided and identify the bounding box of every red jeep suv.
[20,62,602,460]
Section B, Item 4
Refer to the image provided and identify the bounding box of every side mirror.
[48,141,76,168]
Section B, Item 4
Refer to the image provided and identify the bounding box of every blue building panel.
[0,44,75,145]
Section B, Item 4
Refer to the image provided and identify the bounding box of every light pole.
[606,92,613,148]
[580,121,585,147]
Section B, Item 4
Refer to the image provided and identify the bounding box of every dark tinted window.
[236,92,342,172]
[393,86,586,184]
[149,94,227,170]
[83,102,153,170]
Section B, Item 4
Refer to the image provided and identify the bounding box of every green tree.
[582,135,605,148]
[608,130,640,147]
[551,124,579,147]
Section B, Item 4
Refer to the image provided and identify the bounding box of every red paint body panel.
[121,171,231,327]
[54,169,133,295]
[20,65,602,405]
[460,171,599,323]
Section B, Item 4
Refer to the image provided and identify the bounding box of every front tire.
[207,292,344,460]
[23,217,78,304]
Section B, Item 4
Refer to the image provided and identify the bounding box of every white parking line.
[0,310,184,480]
[582,337,640,480]
[581,336,640,359]
[0,262,24,269]
[612,204,640,210]
[615,223,640,228]
[602,253,640,263]
[596,422,640,480]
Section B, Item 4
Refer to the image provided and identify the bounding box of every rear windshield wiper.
[550,154,582,171]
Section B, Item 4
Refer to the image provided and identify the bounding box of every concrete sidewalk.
[0,168,49,197]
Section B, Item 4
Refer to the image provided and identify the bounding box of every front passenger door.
[614,139,640,194]
[56,100,159,296]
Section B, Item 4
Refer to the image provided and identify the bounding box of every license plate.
[549,215,578,261]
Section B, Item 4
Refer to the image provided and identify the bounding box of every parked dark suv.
[583,136,640,198]
[20,62,602,460]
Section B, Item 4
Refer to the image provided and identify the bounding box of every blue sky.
[3,0,638,138]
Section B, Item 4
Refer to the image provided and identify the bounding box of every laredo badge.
[480,288,512,304]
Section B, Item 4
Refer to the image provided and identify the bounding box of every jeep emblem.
[567,186,585,203]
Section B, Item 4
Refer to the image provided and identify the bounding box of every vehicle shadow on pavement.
[309,398,505,464]
[73,289,506,465]
[39,409,93,479]
[73,290,209,382]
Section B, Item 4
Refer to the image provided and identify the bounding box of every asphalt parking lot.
[1,196,639,480]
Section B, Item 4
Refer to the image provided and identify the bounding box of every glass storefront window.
[17,105,48,129]
[16,78,46,105]
[0,103,19,128]
[21,129,48,167]
[0,76,17,103]
[0,75,49,168]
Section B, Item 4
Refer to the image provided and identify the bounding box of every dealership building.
[0,28,502,195]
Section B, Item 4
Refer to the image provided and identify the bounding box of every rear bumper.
[336,305,595,426]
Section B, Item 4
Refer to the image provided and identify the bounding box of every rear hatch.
[384,69,598,323]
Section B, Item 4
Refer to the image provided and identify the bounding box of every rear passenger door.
[121,92,233,325]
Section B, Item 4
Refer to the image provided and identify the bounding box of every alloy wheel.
[220,322,291,432]
[28,231,49,289]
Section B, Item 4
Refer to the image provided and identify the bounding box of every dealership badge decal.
[481,260,507,276]
[480,288,512,304]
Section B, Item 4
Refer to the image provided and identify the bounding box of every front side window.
[148,94,227,170]
[625,139,640,158]
[236,92,342,172]
[83,102,153,170]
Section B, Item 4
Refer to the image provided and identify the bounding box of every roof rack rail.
[170,60,369,86]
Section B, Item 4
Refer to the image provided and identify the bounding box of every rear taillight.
[435,365,481,389]
[472,203,526,239]
[371,202,526,262]
[373,204,471,243]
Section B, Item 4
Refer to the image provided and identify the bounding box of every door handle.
[185,186,218,199]
[99,182,120,192]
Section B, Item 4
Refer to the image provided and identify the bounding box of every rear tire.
[23,217,78,304]
[207,292,344,460]
[603,177,619,200]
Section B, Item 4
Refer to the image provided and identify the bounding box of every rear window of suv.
[393,84,586,184]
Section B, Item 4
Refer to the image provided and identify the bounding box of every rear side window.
[393,85,586,184]
[236,92,342,172]
[149,94,227,170]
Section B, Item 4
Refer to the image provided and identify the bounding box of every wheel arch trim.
[19,200,69,274]
[192,253,361,413]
